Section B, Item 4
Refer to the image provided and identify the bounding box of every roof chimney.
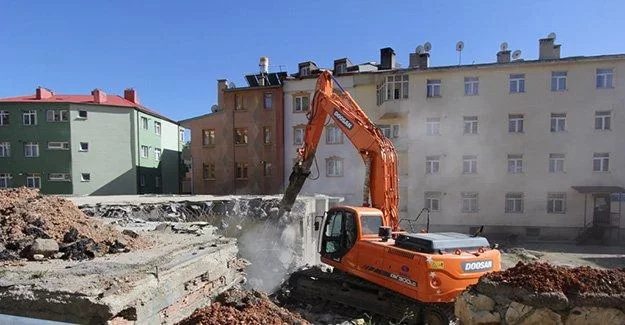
[539,36,561,60]
[497,50,511,63]
[217,79,228,108]
[91,89,107,104]
[379,47,396,70]
[123,88,139,104]
[35,87,53,100]
[409,51,429,69]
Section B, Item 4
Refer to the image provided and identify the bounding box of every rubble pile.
[178,288,309,325]
[456,262,625,324]
[0,188,148,261]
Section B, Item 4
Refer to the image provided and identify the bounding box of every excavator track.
[286,267,454,325]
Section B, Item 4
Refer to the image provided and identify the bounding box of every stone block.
[30,239,59,257]
[565,307,625,325]
[506,301,563,325]
[455,292,499,324]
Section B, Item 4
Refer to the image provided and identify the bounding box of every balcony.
[390,137,409,153]
[375,100,410,121]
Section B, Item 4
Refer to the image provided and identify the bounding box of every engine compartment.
[394,232,491,254]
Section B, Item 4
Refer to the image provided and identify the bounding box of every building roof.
[572,186,625,194]
[0,93,177,124]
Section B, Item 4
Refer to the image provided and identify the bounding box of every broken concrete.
[69,194,341,293]
[0,228,245,325]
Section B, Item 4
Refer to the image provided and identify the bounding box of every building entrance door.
[593,194,611,226]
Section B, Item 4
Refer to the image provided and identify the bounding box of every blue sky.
[1,0,624,121]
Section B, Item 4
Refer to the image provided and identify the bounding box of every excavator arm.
[279,71,400,230]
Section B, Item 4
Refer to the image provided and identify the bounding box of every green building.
[0,87,184,195]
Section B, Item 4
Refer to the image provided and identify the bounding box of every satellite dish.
[512,50,522,60]
[416,45,424,54]
[211,104,220,112]
[456,41,464,52]
[423,42,432,52]
[500,42,509,51]
[547,32,556,39]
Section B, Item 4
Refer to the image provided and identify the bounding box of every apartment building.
[0,88,184,195]
[381,36,625,242]
[181,58,286,195]
[283,51,411,218]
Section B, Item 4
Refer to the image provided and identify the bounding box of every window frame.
[508,114,524,133]
[595,111,611,131]
[26,173,41,189]
[79,142,89,152]
[547,193,566,214]
[47,141,70,150]
[507,154,523,174]
[551,71,567,92]
[202,163,216,180]
[141,116,149,130]
[425,192,441,211]
[202,129,216,146]
[154,121,161,135]
[326,157,344,177]
[234,128,249,145]
[263,161,272,177]
[383,75,409,101]
[293,126,305,145]
[462,155,478,174]
[505,193,524,213]
[46,110,69,122]
[294,95,310,113]
[461,192,479,213]
[325,124,344,144]
[0,142,10,157]
[80,173,91,182]
[549,153,565,173]
[154,148,162,161]
[596,68,614,89]
[263,127,272,144]
[593,152,610,172]
[0,110,8,126]
[140,145,149,158]
[425,156,440,175]
[0,173,10,188]
[24,142,39,157]
[235,162,249,179]
[550,113,567,132]
[509,74,526,93]
[263,93,273,109]
[464,77,479,96]
[426,79,441,98]
[463,116,478,134]
[22,110,37,126]
[49,173,71,182]
[426,117,440,136]
[78,110,88,119]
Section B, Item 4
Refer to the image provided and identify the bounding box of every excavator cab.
[319,207,383,261]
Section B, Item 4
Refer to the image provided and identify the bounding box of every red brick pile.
[485,262,625,295]
[178,289,309,325]
[0,187,148,260]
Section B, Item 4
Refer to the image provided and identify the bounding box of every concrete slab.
[0,229,245,325]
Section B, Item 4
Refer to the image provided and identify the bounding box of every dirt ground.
[500,243,625,269]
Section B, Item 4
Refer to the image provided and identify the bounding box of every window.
[78,110,88,119]
[378,124,400,139]
[202,129,216,146]
[235,94,244,110]
[49,173,71,182]
[426,156,440,174]
[0,142,10,157]
[596,68,613,89]
[463,116,478,134]
[383,75,409,101]
[426,79,441,97]
[179,129,184,142]
[79,142,89,152]
[300,66,310,77]
[508,114,524,133]
[551,71,567,91]
[509,74,525,93]
[549,153,565,173]
[0,111,8,126]
[263,127,272,144]
[141,117,148,130]
[154,148,162,161]
[22,110,37,125]
[463,155,477,174]
[140,145,149,158]
[234,128,248,145]
[336,63,347,74]
[294,95,310,112]
[293,127,305,145]
[154,121,161,135]
[140,174,146,187]
[425,192,441,211]
[550,113,566,132]
[593,152,609,172]
[462,192,478,213]
[236,162,248,179]
[263,161,272,176]
[26,173,41,189]
[326,125,343,144]
[264,93,273,109]
[48,142,69,150]
[46,110,69,122]
[505,193,524,213]
[595,111,611,130]
[426,117,440,136]
[0,173,10,188]
[202,163,216,180]
[547,193,566,214]
[507,154,523,174]
[464,77,479,96]
[326,157,343,177]
[80,173,91,182]
[24,142,39,157]
[155,176,160,188]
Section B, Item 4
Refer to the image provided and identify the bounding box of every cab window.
[360,215,383,235]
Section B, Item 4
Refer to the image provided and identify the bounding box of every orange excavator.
[279,71,501,324]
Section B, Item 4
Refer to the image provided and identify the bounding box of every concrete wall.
[403,58,625,233]
[70,104,136,195]
[0,102,73,194]
[160,121,183,194]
